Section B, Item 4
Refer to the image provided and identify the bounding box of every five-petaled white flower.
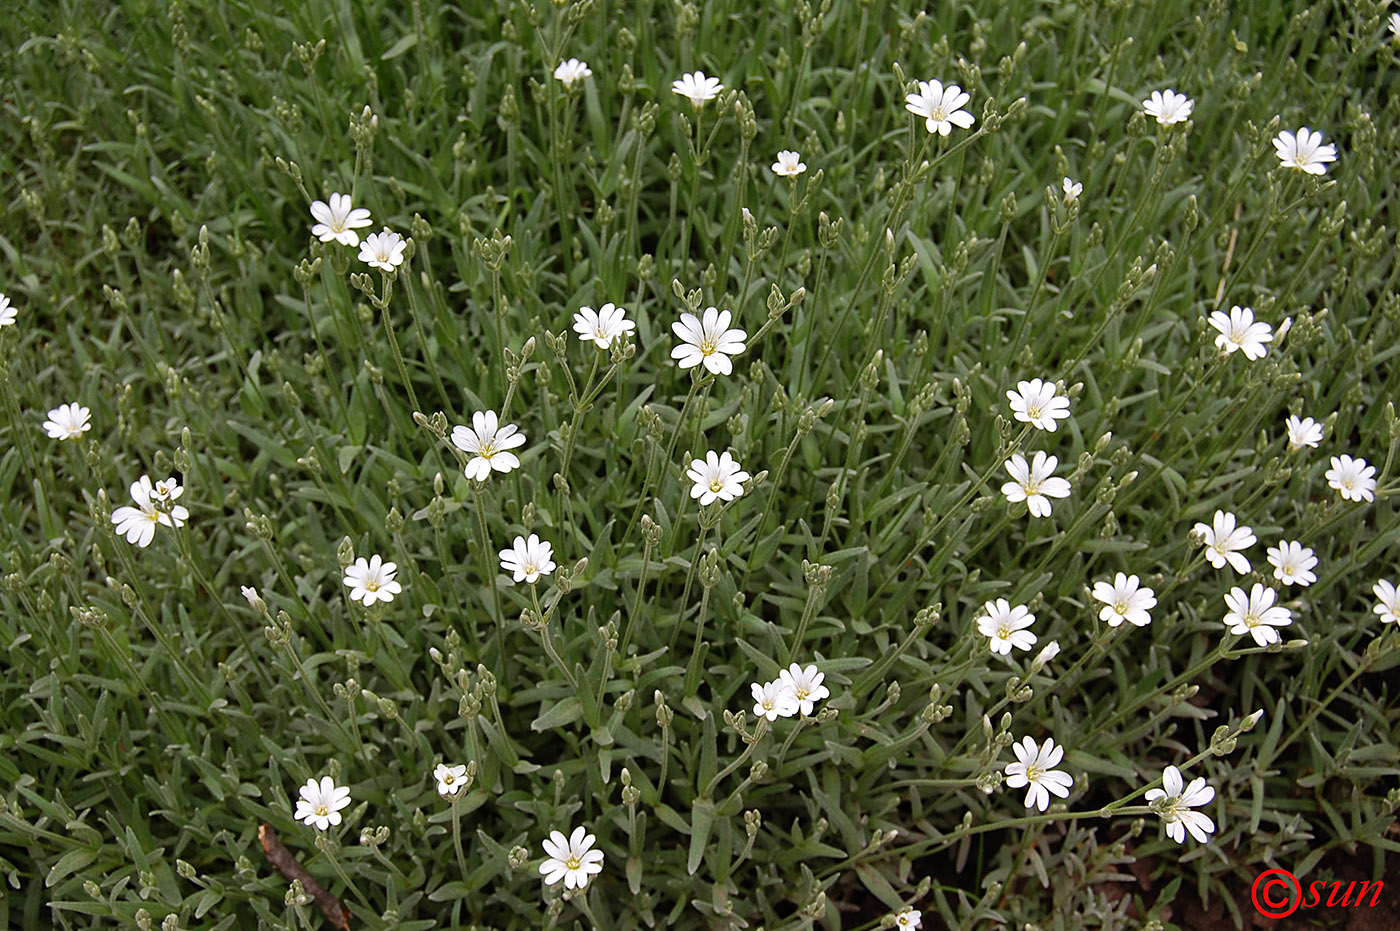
[1223,583,1292,646]
[343,554,402,606]
[1208,305,1273,360]
[540,826,604,889]
[672,70,723,107]
[358,228,406,272]
[893,908,921,930]
[1091,573,1157,627]
[771,150,807,177]
[1273,127,1337,175]
[1326,454,1376,503]
[1194,510,1255,574]
[309,193,372,247]
[42,403,92,441]
[1285,415,1324,451]
[499,534,557,584]
[1373,580,1400,625]
[904,80,975,136]
[295,775,352,831]
[1266,541,1317,587]
[671,306,747,375]
[435,763,468,797]
[0,294,14,327]
[1007,378,1071,431]
[1001,451,1072,518]
[1146,765,1215,844]
[1142,89,1193,126]
[553,58,592,88]
[778,663,830,716]
[1004,736,1074,812]
[1062,177,1082,205]
[686,450,750,505]
[111,475,189,548]
[978,599,1037,655]
[751,679,799,721]
[572,303,635,349]
[452,411,526,481]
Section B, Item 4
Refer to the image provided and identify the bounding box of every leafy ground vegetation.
[2,0,1399,929]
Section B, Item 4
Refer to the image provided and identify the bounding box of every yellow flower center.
[1025,764,1043,782]
[565,854,582,871]
[795,686,810,700]
[929,104,948,121]
[1114,600,1128,616]
[699,337,717,355]
[524,563,537,576]
[709,478,724,493]
[314,804,328,817]
[997,623,1012,640]
[478,441,497,459]
[365,579,380,591]
[1026,404,1043,419]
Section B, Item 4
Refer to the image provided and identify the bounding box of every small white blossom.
[1208,305,1273,360]
[0,294,14,328]
[686,450,750,505]
[771,150,807,177]
[539,826,604,889]
[42,403,92,441]
[778,663,829,716]
[1091,573,1157,627]
[435,763,468,797]
[1273,127,1337,175]
[1285,415,1324,451]
[1194,510,1255,574]
[572,303,635,349]
[751,679,798,721]
[1004,736,1074,812]
[904,79,975,135]
[343,554,402,606]
[1390,13,1400,40]
[1266,541,1317,587]
[499,534,557,584]
[1062,177,1082,204]
[241,585,261,608]
[294,776,352,831]
[1147,766,1214,843]
[1223,583,1292,646]
[1373,580,1399,625]
[1001,451,1072,518]
[1006,378,1071,431]
[309,193,372,247]
[358,228,406,272]
[671,306,747,375]
[553,58,592,88]
[1033,640,1061,668]
[978,599,1037,655]
[452,411,526,481]
[893,909,921,930]
[672,70,723,107]
[1326,455,1376,503]
[1142,89,1193,126]
[111,475,189,548]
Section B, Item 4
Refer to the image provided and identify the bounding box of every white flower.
[150,476,183,502]
[1091,573,1157,627]
[1062,177,1082,204]
[343,554,402,606]
[1373,580,1400,625]
[686,450,750,505]
[1033,640,1061,668]
[1146,765,1215,844]
[1273,127,1337,175]
[111,475,189,548]
[1285,415,1324,451]
[499,534,557,584]
[309,193,372,247]
[1001,451,1072,518]
[42,403,92,440]
[241,585,262,609]
[572,303,635,349]
[978,599,1037,655]
[0,294,14,327]
[671,306,747,375]
[778,663,830,716]
[553,58,592,88]
[1142,89,1193,126]
[1006,378,1071,431]
[672,70,723,107]
[894,908,921,930]
[1390,12,1400,40]
[451,411,526,481]
[540,826,604,889]
[904,80,975,136]
[294,775,352,831]
[1194,510,1255,574]
[1266,541,1317,587]
[771,150,807,177]
[751,679,799,721]
[435,763,468,797]
[1223,583,1292,646]
[358,228,406,272]
[1208,305,1273,360]
[1325,454,1376,503]
[1003,736,1074,812]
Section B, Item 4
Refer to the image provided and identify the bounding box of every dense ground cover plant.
[1,0,1398,928]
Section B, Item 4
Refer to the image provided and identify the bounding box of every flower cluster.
[750,664,830,721]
